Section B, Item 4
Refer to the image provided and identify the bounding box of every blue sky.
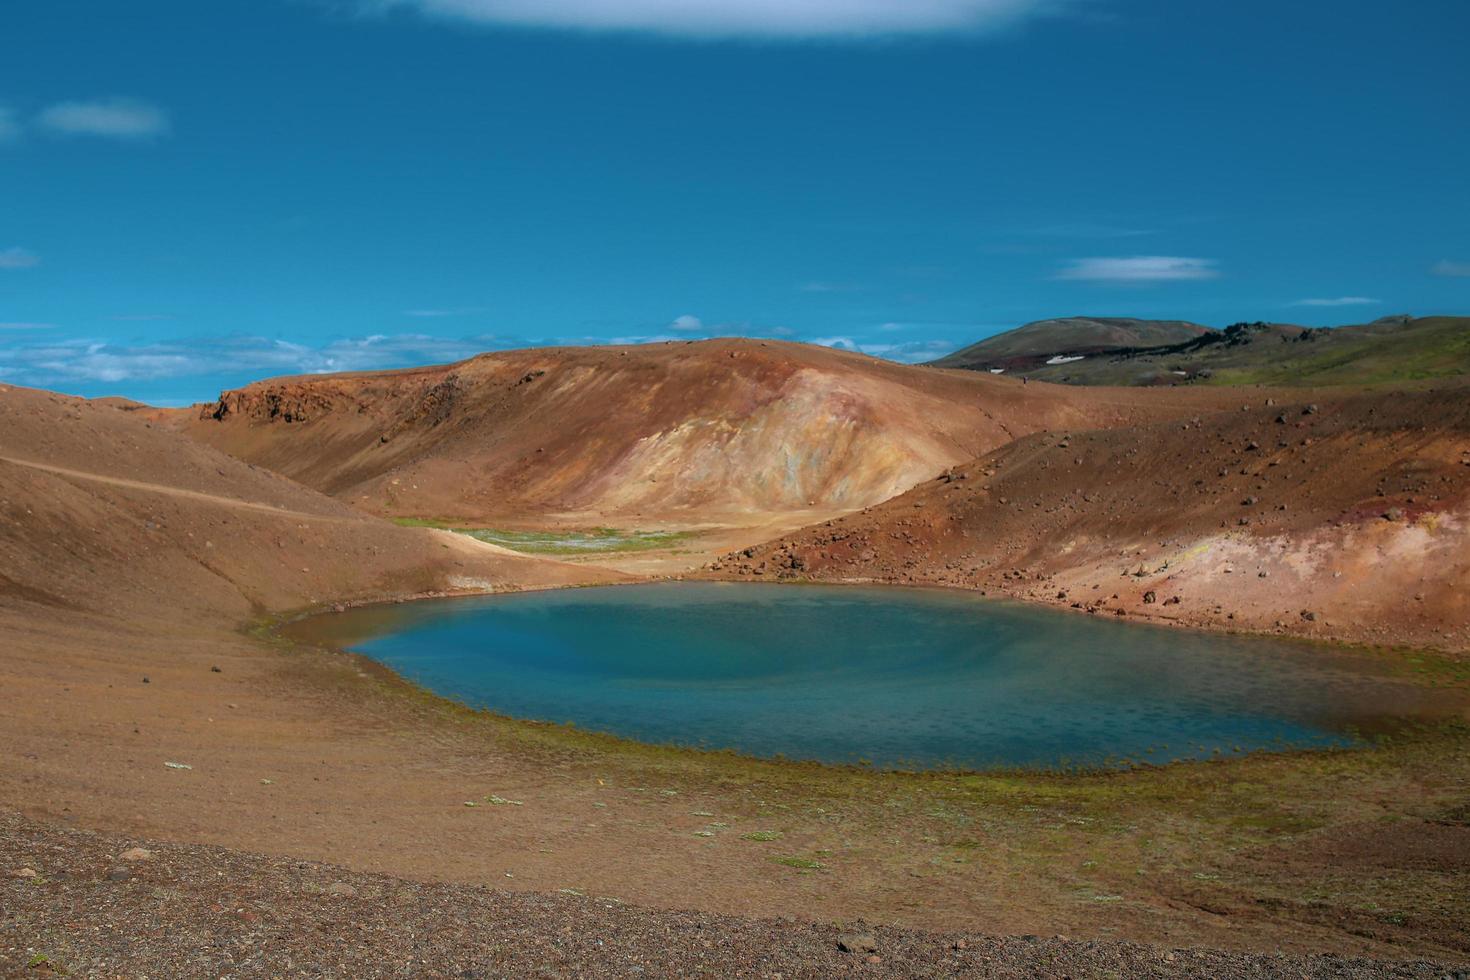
[2,0,1467,403]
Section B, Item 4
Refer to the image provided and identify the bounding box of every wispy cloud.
[0,106,19,143]
[1431,260,1470,278]
[404,306,488,317]
[110,314,177,322]
[799,281,862,293]
[669,314,704,331]
[37,97,170,140]
[0,322,55,331]
[1056,256,1219,283]
[0,246,40,269]
[1290,296,1379,308]
[360,0,1061,39]
[1030,222,1154,239]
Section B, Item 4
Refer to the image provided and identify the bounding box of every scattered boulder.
[118,847,153,862]
[324,881,358,898]
[837,934,878,955]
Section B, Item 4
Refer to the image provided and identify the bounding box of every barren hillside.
[0,384,614,629]
[168,338,1251,527]
[713,384,1470,651]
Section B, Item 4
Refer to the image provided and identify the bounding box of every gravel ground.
[2,813,1462,979]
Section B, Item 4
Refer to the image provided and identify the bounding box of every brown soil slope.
[0,383,613,628]
[5,383,1470,968]
[713,385,1470,651]
[170,339,1248,526]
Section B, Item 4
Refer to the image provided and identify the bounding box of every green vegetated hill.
[932,317,1212,369]
[931,314,1470,387]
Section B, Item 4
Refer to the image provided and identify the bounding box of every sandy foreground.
[3,381,1470,976]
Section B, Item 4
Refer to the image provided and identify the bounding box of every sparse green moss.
[389,519,700,555]
[773,856,826,870]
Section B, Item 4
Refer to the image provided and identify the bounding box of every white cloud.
[37,98,170,140]
[0,246,40,269]
[1290,296,1379,308]
[808,334,860,350]
[669,314,704,331]
[1431,260,1470,278]
[808,334,956,362]
[0,106,19,143]
[1056,256,1219,283]
[364,0,1059,38]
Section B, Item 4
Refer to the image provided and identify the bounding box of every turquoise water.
[289,583,1439,771]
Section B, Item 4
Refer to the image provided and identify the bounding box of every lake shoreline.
[279,580,1467,776]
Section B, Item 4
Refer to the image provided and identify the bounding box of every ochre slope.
[712,384,1470,651]
[170,338,1251,526]
[0,383,616,628]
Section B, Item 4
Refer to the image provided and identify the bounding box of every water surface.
[288,582,1442,770]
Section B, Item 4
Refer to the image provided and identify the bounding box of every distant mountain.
[932,315,1470,387]
[931,317,1213,372]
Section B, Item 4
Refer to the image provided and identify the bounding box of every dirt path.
[0,454,358,523]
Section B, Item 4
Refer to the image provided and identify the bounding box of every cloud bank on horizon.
[362,0,1060,37]
[0,327,958,402]
[0,334,493,394]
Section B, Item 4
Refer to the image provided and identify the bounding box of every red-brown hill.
[169,338,1249,527]
[712,384,1470,651]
